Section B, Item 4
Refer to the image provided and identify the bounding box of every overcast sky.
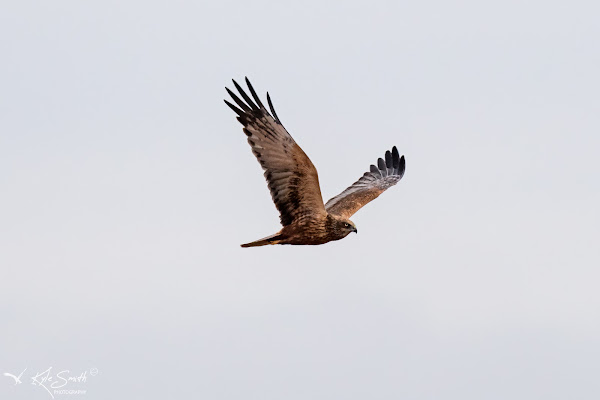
[1,0,599,399]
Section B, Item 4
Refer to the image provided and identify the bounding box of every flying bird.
[225,78,406,247]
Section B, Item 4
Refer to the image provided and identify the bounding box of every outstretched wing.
[325,146,405,219]
[225,78,326,226]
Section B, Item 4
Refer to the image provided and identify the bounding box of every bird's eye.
[344,223,350,227]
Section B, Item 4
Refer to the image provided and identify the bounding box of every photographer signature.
[3,367,97,399]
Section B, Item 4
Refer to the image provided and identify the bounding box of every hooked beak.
[352,227,358,234]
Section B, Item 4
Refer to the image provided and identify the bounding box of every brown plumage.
[225,78,406,247]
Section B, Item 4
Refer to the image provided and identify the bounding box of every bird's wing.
[325,146,405,219]
[225,78,326,226]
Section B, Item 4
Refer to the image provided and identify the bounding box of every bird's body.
[225,78,405,247]
[241,214,357,247]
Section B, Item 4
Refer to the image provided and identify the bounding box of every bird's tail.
[240,233,283,248]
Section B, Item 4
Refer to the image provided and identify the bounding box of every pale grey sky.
[1,0,599,399]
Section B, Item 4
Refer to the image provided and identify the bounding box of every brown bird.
[225,78,406,247]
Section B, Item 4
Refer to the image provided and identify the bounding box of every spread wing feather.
[225,78,326,226]
[325,146,405,219]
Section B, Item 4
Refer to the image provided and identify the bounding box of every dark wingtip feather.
[245,77,265,110]
[385,150,392,169]
[266,92,281,124]
[392,146,400,171]
[232,79,259,111]
[377,158,388,176]
[370,164,382,178]
[224,99,244,117]
[398,155,406,178]
[226,87,251,112]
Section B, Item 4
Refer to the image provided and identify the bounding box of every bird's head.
[333,217,357,236]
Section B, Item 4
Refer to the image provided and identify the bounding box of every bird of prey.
[225,78,406,247]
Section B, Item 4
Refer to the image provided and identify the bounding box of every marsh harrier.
[225,78,406,247]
